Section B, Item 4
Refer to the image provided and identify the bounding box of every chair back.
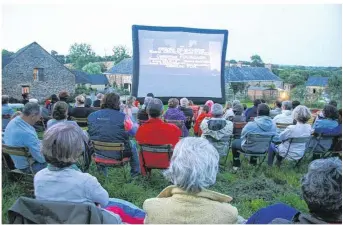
[2,144,32,173]
[244,133,274,153]
[140,144,173,169]
[233,122,247,139]
[71,117,88,127]
[276,123,293,129]
[92,141,125,151]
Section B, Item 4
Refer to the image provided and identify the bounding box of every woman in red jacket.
[193,105,211,137]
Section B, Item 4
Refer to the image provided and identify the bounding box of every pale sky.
[1,3,342,66]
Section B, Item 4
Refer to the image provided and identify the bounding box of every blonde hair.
[75,95,85,106]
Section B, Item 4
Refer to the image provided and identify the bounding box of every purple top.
[164,108,188,137]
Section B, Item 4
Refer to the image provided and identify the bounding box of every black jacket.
[93,100,101,107]
[179,106,194,129]
[70,107,94,118]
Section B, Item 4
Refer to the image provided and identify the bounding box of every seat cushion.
[93,155,130,165]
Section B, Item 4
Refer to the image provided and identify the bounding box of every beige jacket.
[143,185,238,224]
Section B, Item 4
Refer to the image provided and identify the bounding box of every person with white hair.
[273,101,294,124]
[178,97,194,130]
[143,137,238,224]
[268,105,312,166]
[69,95,94,118]
[223,101,235,120]
[93,93,104,107]
[200,103,233,156]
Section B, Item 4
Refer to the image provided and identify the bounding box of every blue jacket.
[2,104,14,130]
[313,118,338,130]
[4,116,46,169]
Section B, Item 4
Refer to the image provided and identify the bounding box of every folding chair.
[276,123,293,130]
[91,141,130,180]
[307,133,337,160]
[224,122,247,165]
[71,117,88,127]
[323,136,342,158]
[139,144,172,177]
[2,144,34,183]
[238,134,274,167]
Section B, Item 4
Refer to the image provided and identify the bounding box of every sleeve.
[84,175,109,207]
[279,126,292,141]
[27,133,46,163]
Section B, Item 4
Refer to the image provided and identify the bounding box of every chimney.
[264,63,272,71]
[237,61,243,68]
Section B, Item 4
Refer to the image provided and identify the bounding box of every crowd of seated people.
[69,95,94,118]
[273,100,293,124]
[245,99,262,122]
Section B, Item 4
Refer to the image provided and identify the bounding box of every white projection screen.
[132,25,228,103]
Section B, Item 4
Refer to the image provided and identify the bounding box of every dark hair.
[292,100,301,109]
[85,98,92,108]
[147,99,163,118]
[51,94,59,103]
[261,99,266,103]
[203,105,210,113]
[253,99,262,107]
[2,95,9,104]
[257,103,270,116]
[329,100,338,108]
[275,100,282,108]
[52,101,68,120]
[147,93,154,97]
[59,91,69,102]
[243,104,247,110]
[102,93,120,110]
[22,93,28,99]
[323,104,338,120]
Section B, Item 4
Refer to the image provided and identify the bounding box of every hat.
[212,103,223,116]
[147,98,163,115]
[233,104,244,115]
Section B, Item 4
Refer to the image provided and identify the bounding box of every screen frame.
[132,25,229,104]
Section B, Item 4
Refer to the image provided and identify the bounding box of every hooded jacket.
[201,118,233,156]
[273,110,293,124]
[241,116,277,152]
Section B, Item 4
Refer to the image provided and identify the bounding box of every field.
[2,126,310,223]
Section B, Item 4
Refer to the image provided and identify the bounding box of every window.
[313,89,316,94]
[33,68,44,81]
[22,86,30,94]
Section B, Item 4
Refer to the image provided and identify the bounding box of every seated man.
[245,99,262,122]
[232,104,277,170]
[88,93,140,177]
[4,102,46,173]
[136,98,181,175]
[2,95,15,130]
[273,101,293,124]
[200,103,233,157]
[269,100,282,119]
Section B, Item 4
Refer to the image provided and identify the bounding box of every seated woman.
[178,98,194,131]
[312,104,338,130]
[47,101,78,129]
[123,96,139,123]
[247,157,341,224]
[143,137,238,224]
[164,98,188,137]
[188,100,199,120]
[2,95,15,130]
[268,105,312,166]
[204,100,214,116]
[87,93,140,177]
[193,105,211,136]
[69,95,94,119]
[46,94,59,115]
[232,104,246,122]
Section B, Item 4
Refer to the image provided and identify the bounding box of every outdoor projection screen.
[132,25,228,103]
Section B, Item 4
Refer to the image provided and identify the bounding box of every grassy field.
[2,127,310,223]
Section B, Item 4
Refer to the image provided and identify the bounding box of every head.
[203,105,210,114]
[41,123,88,168]
[253,99,262,107]
[301,157,341,222]
[75,95,85,107]
[292,105,311,124]
[50,94,59,103]
[164,137,219,193]
[261,99,266,103]
[243,103,247,110]
[322,104,339,120]
[281,101,292,111]
[225,101,232,109]
[85,98,92,108]
[329,100,338,108]
[59,91,70,102]
[212,103,224,118]
[22,93,28,100]
[233,104,244,116]
[168,98,179,108]
[21,102,41,125]
[274,100,282,108]
[292,100,301,110]
[147,98,164,118]
[102,93,120,110]
[147,93,154,98]
[205,100,214,112]
[96,93,104,100]
[2,95,9,104]
[52,101,69,120]
[257,103,270,117]
[232,100,240,107]
[180,98,189,108]
[127,96,136,106]
[189,100,194,106]
[143,96,153,110]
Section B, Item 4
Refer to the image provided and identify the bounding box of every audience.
[268,105,312,166]
[223,101,234,120]
[179,98,194,130]
[58,91,73,116]
[245,99,262,122]
[232,103,277,170]
[313,104,338,130]
[232,104,246,122]
[269,100,282,118]
[292,100,301,110]
[85,97,92,108]
[46,94,59,114]
[273,101,293,124]
[188,100,200,120]
[69,95,93,118]
[137,96,152,122]
[143,137,238,224]
[2,95,15,130]
[4,102,46,173]
[204,100,214,115]
[93,93,104,107]
[194,105,211,136]
[21,93,29,105]
[87,93,140,177]
[164,98,188,137]
[123,96,139,123]
[47,101,78,129]
[201,104,233,156]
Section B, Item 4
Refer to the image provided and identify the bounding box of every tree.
[290,85,307,101]
[112,45,131,64]
[51,50,65,64]
[327,73,342,104]
[68,43,96,69]
[230,82,246,99]
[250,54,264,67]
[229,59,237,63]
[2,49,14,57]
[99,62,107,73]
[82,62,102,74]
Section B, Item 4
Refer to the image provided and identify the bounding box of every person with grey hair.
[143,137,238,224]
[200,103,233,156]
[69,95,94,119]
[223,101,235,120]
[268,105,312,166]
[232,99,240,107]
[179,97,194,130]
[273,101,293,124]
[137,96,153,122]
[232,103,246,122]
[3,102,46,173]
[164,98,188,137]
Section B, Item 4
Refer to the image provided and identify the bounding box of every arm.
[26,133,46,163]
[85,175,109,207]
[279,126,292,141]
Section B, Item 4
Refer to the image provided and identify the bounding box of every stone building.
[104,58,133,92]
[2,42,75,101]
[305,76,329,95]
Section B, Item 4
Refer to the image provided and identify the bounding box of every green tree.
[250,54,264,67]
[82,62,102,74]
[68,43,96,69]
[230,82,246,98]
[229,59,237,63]
[112,45,131,64]
[290,85,306,101]
[327,73,342,104]
[99,62,107,73]
[2,49,14,57]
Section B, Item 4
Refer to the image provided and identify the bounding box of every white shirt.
[273,110,293,124]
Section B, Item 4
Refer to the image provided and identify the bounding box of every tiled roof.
[305,76,329,87]
[105,58,133,75]
[2,42,36,69]
[72,70,109,85]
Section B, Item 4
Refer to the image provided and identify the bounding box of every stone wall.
[2,43,75,101]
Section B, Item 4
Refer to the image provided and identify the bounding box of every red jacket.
[194,113,212,136]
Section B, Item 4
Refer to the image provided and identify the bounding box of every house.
[305,76,329,95]
[2,42,75,101]
[247,86,288,101]
[104,58,132,91]
[72,70,109,91]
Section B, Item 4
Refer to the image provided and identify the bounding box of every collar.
[156,185,233,203]
[47,164,81,172]
[146,118,164,124]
